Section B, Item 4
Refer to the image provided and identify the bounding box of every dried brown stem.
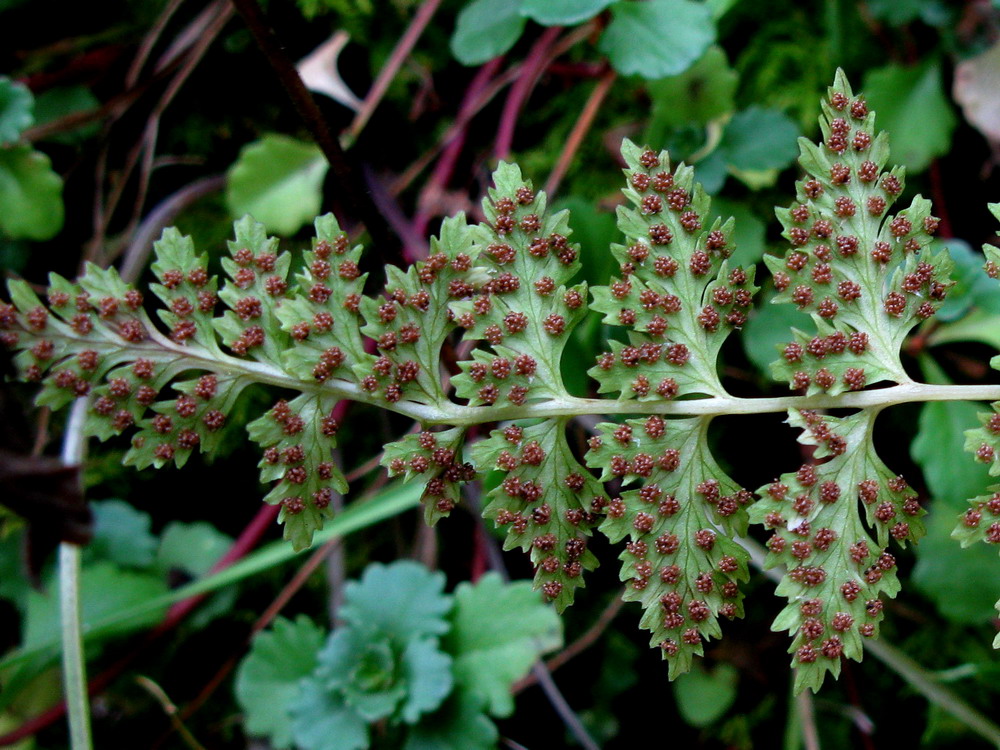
[346,0,444,142]
[544,67,616,199]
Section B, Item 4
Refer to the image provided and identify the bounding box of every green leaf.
[157,521,233,578]
[235,615,327,749]
[382,428,473,525]
[0,482,422,674]
[868,0,952,26]
[749,409,925,692]
[911,359,995,511]
[521,0,617,25]
[88,500,158,569]
[339,560,452,642]
[32,85,100,145]
[445,572,562,717]
[474,419,604,611]
[767,70,953,395]
[403,693,498,750]
[673,663,738,727]
[719,107,800,172]
[398,637,454,723]
[0,529,28,612]
[315,623,452,725]
[0,143,64,240]
[292,676,369,750]
[226,134,329,236]
[647,46,737,131]
[933,239,1000,321]
[326,631,408,721]
[360,214,478,407]
[587,416,751,678]
[589,141,759,400]
[929,310,1000,350]
[914,511,1000,624]
[450,0,526,66]
[0,77,34,145]
[23,562,168,650]
[599,0,715,79]
[450,162,590,406]
[248,392,346,550]
[863,60,956,173]
[711,197,766,268]
[277,213,371,386]
[551,196,617,288]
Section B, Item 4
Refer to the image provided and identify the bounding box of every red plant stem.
[347,0,444,141]
[929,158,953,238]
[470,522,488,583]
[159,504,280,629]
[412,58,504,240]
[393,63,518,197]
[494,27,562,162]
[546,61,607,79]
[544,67,616,199]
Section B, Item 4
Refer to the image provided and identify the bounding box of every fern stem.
[59,399,92,750]
[53,317,1000,427]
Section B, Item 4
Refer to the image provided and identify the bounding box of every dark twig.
[125,0,189,87]
[346,0,444,143]
[229,0,397,259]
[85,0,232,267]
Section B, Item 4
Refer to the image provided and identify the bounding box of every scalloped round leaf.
[719,107,800,172]
[444,573,562,718]
[226,135,329,236]
[291,676,369,750]
[916,509,1000,624]
[235,615,326,749]
[521,0,618,25]
[450,0,525,66]
[912,397,995,511]
[0,144,64,240]
[398,637,454,724]
[599,0,715,79]
[88,500,157,569]
[402,693,498,750]
[24,561,168,650]
[339,560,452,642]
[0,76,33,145]
[647,46,737,134]
[673,663,738,727]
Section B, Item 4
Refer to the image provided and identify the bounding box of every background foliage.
[3,0,1000,747]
